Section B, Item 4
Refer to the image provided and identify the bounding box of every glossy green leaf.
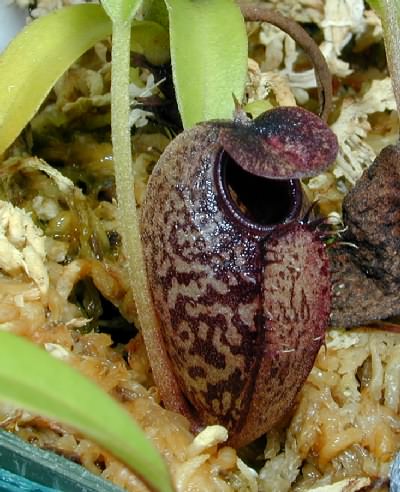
[0,332,174,492]
[101,0,142,23]
[0,4,168,155]
[165,0,248,128]
[0,5,111,156]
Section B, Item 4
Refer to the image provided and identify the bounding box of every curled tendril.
[239,3,333,121]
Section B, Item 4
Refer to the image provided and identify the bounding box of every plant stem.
[110,19,190,423]
[379,0,400,116]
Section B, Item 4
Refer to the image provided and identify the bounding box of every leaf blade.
[0,332,174,492]
[165,0,247,128]
[131,20,170,65]
[0,4,112,156]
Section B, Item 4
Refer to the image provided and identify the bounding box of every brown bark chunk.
[330,142,400,327]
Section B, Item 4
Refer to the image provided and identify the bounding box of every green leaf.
[367,0,383,16]
[0,332,174,492]
[131,20,170,65]
[0,5,111,156]
[0,4,168,155]
[165,0,248,128]
[142,0,169,29]
[101,0,142,23]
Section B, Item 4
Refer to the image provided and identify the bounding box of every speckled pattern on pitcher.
[141,107,338,447]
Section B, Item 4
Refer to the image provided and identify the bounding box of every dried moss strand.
[239,3,333,121]
[110,21,191,426]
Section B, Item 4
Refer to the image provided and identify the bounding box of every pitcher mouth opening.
[214,149,303,236]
